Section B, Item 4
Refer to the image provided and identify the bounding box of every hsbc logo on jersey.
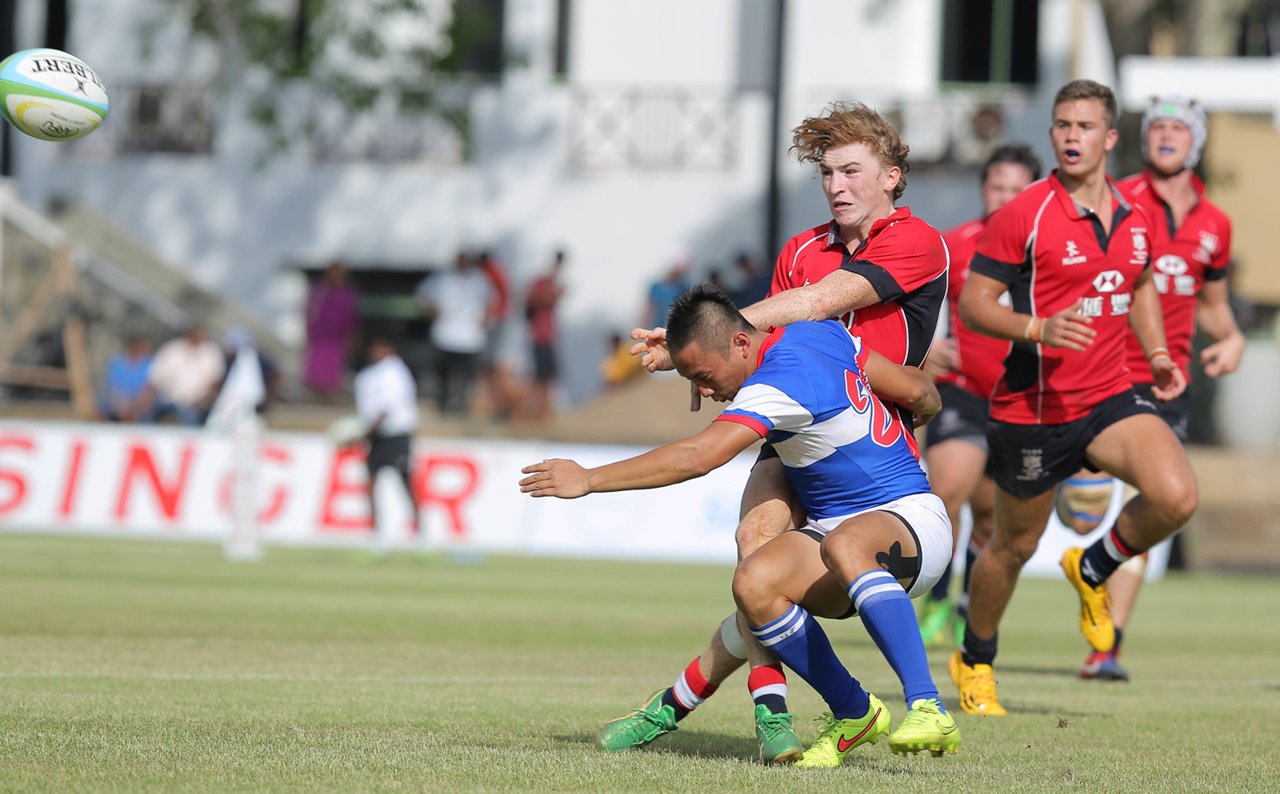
[1129,227,1149,265]
[1195,231,1220,264]
[1155,255,1188,276]
[1153,256,1195,296]
[1092,270,1125,293]
[1062,240,1088,266]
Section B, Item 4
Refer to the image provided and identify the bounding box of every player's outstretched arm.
[1196,280,1246,378]
[739,270,880,329]
[862,349,942,426]
[520,421,760,498]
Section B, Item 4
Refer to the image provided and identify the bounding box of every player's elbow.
[957,294,983,332]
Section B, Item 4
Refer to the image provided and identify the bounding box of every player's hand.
[1200,332,1246,378]
[1040,299,1097,351]
[1149,354,1187,401]
[912,405,939,428]
[520,458,591,499]
[921,338,957,380]
[629,327,674,372]
[689,381,702,412]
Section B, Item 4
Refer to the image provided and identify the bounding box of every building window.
[941,0,1039,85]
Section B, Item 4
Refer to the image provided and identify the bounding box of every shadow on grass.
[996,664,1082,677]
[553,730,759,762]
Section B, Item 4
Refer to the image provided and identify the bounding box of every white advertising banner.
[0,420,1165,578]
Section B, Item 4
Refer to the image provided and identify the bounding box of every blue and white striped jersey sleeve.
[716,355,815,438]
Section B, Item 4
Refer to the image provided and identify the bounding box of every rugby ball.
[1054,475,1116,533]
[0,48,109,141]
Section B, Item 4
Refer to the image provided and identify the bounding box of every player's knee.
[1149,480,1198,529]
[818,531,871,578]
[730,558,772,621]
[990,528,1039,568]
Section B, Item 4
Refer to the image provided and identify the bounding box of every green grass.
[1,534,1277,792]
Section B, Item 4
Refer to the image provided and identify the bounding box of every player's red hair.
[790,101,911,201]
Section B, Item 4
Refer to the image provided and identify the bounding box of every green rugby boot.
[596,690,677,752]
[888,698,961,756]
[917,596,953,649]
[754,705,804,765]
[795,693,891,768]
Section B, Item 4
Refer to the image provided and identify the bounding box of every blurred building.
[4,0,1278,404]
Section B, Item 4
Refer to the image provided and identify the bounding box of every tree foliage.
[144,0,460,153]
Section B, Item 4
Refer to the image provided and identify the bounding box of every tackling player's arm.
[1196,279,1246,377]
[739,270,881,328]
[957,271,1097,351]
[862,348,941,426]
[519,421,760,499]
[1127,268,1186,400]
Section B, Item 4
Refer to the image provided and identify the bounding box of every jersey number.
[844,369,904,447]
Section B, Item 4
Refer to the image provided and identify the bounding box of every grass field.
[1,534,1277,792]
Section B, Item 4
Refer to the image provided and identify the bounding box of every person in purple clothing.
[304,261,360,401]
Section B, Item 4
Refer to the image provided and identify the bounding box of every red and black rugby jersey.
[970,171,1153,424]
[939,217,1011,400]
[1117,171,1231,386]
[768,207,949,368]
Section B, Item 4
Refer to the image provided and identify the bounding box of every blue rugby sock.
[848,569,943,711]
[751,604,870,720]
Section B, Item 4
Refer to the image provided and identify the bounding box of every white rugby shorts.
[803,491,953,599]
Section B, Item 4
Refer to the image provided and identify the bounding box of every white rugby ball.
[1054,475,1116,533]
[0,48,109,141]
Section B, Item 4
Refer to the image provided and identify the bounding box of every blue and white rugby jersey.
[715,321,930,519]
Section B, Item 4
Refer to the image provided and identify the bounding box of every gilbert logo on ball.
[0,48,109,141]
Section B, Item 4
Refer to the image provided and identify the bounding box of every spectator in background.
[220,326,281,415]
[304,261,360,402]
[524,250,566,423]
[730,251,770,307]
[645,259,691,330]
[601,331,644,392]
[703,269,728,293]
[354,337,421,541]
[474,250,511,417]
[414,252,492,416]
[97,335,154,422]
[145,324,226,426]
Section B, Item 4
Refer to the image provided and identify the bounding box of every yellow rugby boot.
[1061,546,1115,652]
[949,651,1007,717]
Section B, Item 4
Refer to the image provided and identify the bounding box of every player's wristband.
[1146,346,1170,362]
[1024,316,1044,344]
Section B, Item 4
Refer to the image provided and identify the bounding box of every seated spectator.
[98,335,154,422]
[145,325,226,426]
[601,332,644,392]
[730,251,770,307]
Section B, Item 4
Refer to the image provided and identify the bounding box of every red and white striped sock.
[747,664,789,715]
[663,657,718,719]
